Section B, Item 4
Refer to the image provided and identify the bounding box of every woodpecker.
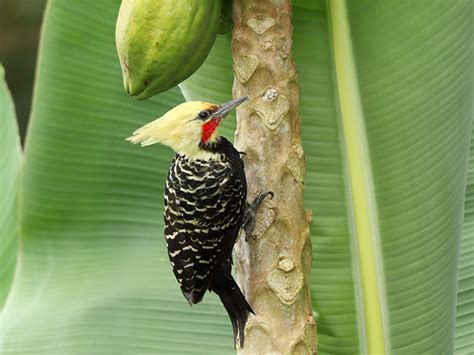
[127,97,271,347]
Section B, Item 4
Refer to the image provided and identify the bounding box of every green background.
[0,0,473,354]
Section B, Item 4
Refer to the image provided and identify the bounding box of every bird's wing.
[164,158,245,304]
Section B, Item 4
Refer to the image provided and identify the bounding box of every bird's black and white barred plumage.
[164,137,247,304]
[127,98,254,347]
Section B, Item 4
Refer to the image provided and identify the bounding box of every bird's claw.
[242,191,274,241]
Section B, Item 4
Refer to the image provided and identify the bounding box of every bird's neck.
[175,136,222,161]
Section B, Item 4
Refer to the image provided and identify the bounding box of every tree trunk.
[231,1,317,353]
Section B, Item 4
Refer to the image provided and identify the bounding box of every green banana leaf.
[455,125,474,354]
[0,65,21,309]
[0,0,473,354]
[0,1,234,353]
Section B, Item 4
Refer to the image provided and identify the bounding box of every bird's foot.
[242,191,274,241]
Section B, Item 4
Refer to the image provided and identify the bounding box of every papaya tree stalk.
[231,0,317,353]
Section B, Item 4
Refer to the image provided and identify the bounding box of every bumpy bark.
[232,1,317,353]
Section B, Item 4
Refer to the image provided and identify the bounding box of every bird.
[126,97,271,347]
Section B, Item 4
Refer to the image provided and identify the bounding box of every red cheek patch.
[201,118,220,144]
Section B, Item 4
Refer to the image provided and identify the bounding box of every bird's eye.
[198,110,210,120]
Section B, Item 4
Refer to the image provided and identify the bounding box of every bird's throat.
[201,118,221,144]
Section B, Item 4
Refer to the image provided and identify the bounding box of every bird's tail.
[210,272,254,348]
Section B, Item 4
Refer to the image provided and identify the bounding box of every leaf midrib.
[329,1,389,353]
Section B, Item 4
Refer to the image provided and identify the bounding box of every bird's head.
[127,97,247,159]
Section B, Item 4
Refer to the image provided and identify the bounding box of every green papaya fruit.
[116,0,222,100]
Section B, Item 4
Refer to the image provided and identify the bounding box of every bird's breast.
[164,154,245,226]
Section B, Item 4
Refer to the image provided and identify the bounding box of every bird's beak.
[214,96,248,119]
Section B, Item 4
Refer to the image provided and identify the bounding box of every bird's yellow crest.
[127,101,219,159]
